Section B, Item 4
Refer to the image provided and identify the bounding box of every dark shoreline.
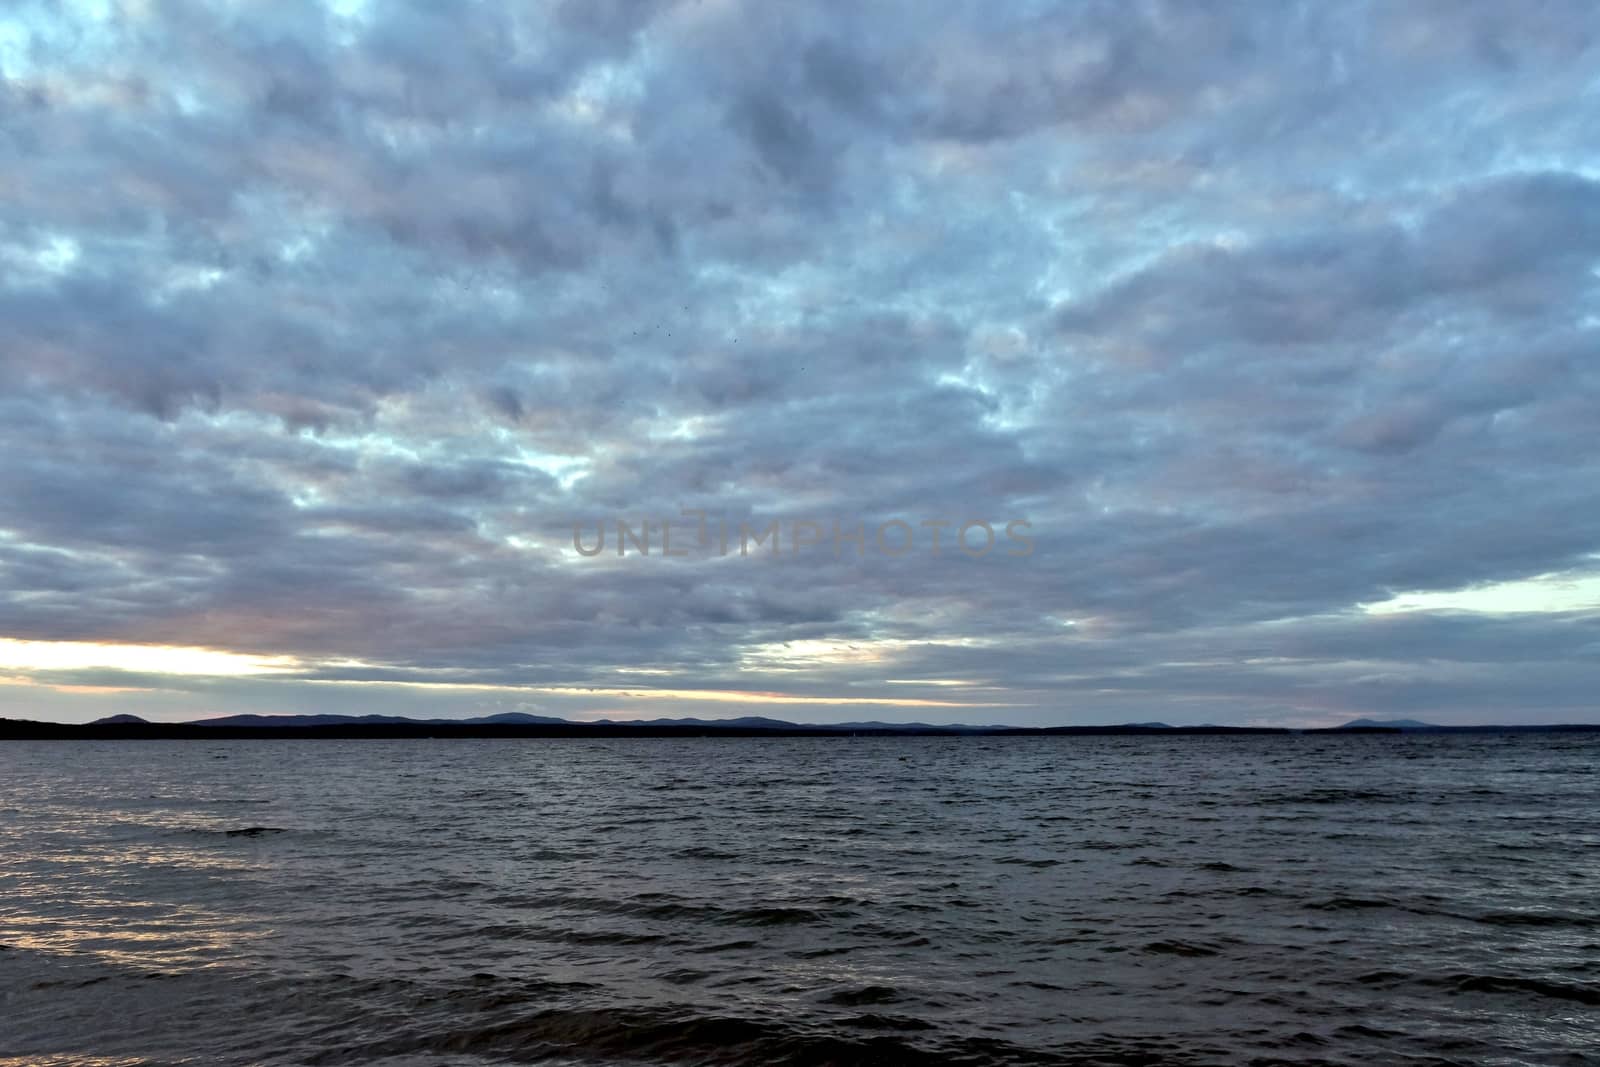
[4,719,1598,740]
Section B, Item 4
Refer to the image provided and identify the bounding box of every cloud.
[0,0,1597,725]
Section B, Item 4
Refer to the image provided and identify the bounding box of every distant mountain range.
[90,711,1000,732]
[0,711,1587,740]
[1328,717,1600,733]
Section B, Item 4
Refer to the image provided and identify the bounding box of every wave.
[295,1001,1239,1067]
[1432,974,1600,1006]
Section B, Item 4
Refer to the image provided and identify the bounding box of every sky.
[1,0,1598,728]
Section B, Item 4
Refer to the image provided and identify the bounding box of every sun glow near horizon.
[0,637,1010,714]
[0,638,300,678]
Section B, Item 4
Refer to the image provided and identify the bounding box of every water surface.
[1,735,1596,1065]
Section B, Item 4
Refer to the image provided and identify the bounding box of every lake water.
[1,735,1596,1066]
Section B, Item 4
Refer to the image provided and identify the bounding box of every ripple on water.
[0,734,1596,1065]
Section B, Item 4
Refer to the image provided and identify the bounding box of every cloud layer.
[2,0,1598,725]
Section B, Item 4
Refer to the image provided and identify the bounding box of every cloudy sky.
[1,0,1598,727]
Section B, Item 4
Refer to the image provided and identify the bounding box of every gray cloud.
[1,0,1597,725]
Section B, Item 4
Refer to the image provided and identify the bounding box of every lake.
[1,734,1596,1065]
